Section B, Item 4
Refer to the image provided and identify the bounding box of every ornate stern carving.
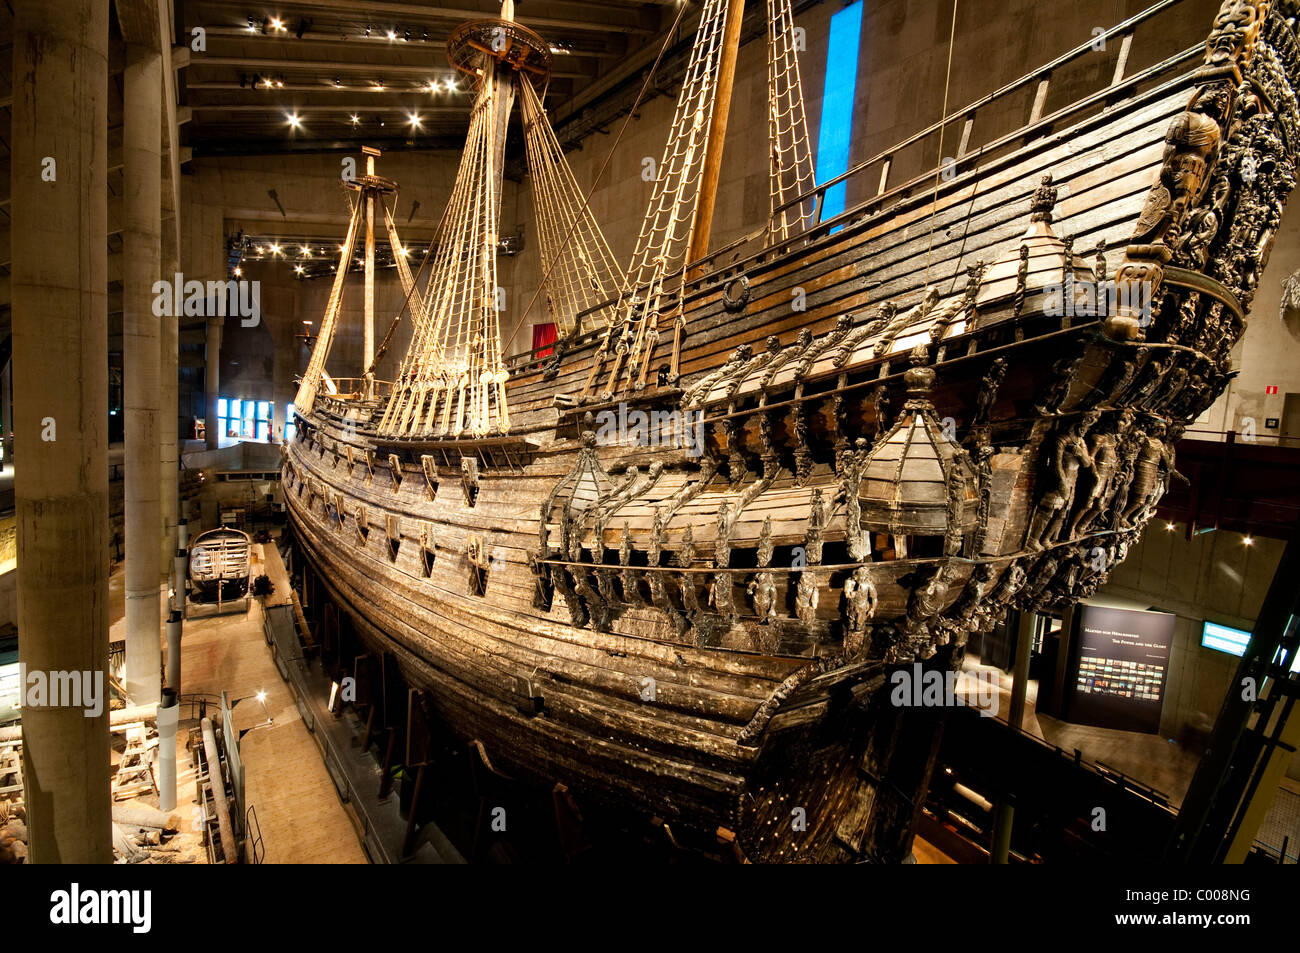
[842,566,878,658]
[619,522,642,607]
[748,516,778,629]
[973,356,1007,426]
[646,506,686,637]
[676,526,701,636]
[1027,412,1098,551]
[794,489,828,627]
[1012,244,1031,320]
[709,502,735,623]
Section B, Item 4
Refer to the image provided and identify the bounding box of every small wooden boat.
[188,527,252,602]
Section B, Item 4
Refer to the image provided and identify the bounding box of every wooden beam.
[192,0,657,36]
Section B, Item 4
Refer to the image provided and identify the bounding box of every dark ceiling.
[175,0,684,156]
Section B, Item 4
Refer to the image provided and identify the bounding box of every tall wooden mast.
[362,145,380,389]
[687,0,746,277]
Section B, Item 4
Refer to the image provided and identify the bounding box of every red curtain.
[532,322,557,359]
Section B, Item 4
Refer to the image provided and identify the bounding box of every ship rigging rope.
[615,0,734,391]
[293,195,363,413]
[766,0,816,243]
[518,75,626,338]
[502,0,691,354]
[367,195,451,378]
[922,0,960,292]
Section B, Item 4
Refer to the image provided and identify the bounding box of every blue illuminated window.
[815,0,864,226]
[218,396,272,441]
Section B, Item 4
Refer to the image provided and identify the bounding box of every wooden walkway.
[182,542,367,864]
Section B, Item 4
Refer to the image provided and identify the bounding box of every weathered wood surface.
[286,1,1300,861]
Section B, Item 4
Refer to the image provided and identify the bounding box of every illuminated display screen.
[1201,620,1300,673]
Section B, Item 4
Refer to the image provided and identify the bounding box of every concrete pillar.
[160,245,179,574]
[157,690,178,812]
[12,0,113,864]
[0,360,11,472]
[123,43,163,707]
[164,609,183,694]
[205,316,223,450]
[1007,609,1036,731]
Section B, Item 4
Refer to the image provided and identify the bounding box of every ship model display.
[188,526,253,603]
[282,0,1300,862]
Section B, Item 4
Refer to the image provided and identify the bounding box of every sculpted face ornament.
[1205,0,1267,74]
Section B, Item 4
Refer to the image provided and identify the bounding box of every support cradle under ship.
[282,0,1300,862]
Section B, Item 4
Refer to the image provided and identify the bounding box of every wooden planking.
[499,78,1192,415]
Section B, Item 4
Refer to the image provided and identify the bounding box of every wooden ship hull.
[283,0,1300,861]
[188,526,252,602]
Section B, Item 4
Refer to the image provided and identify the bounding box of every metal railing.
[244,803,266,864]
[1182,428,1300,449]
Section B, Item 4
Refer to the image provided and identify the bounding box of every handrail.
[1181,428,1300,447]
[501,5,1204,368]
[771,0,1184,220]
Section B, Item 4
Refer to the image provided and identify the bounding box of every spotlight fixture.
[1167,522,1176,531]
[386,29,397,41]
[233,266,243,277]
[269,243,282,255]
[270,16,286,32]
[421,29,428,42]
[350,114,360,125]
[334,77,343,88]
[286,113,301,129]
[294,264,305,275]
[446,77,457,91]
[425,79,439,93]
[408,112,421,128]
[365,25,371,37]
[403,30,410,42]
[373,81,385,91]
[300,245,311,256]
[1244,535,1254,546]
[247,16,256,32]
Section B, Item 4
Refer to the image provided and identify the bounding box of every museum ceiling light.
[286,113,301,129]
[270,16,286,33]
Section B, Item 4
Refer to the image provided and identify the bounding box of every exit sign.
[1266,385,1279,394]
